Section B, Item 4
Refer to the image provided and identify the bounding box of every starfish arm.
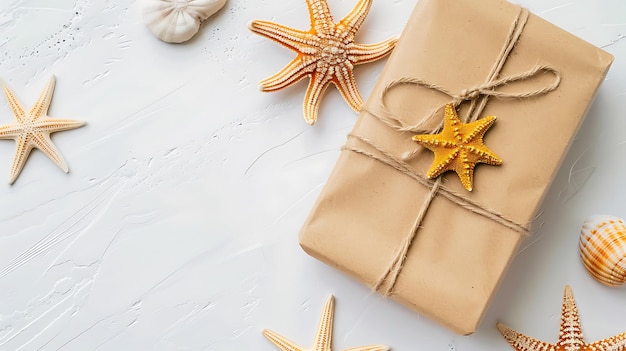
[463,116,497,144]
[442,104,464,139]
[3,86,26,123]
[262,329,305,351]
[465,133,502,166]
[471,146,503,166]
[31,133,69,173]
[427,148,460,179]
[0,124,25,139]
[29,76,55,120]
[306,0,334,35]
[259,56,318,92]
[412,134,458,149]
[348,39,397,65]
[455,150,476,191]
[38,118,85,133]
[8,134,35,185]
[588,332,626,351]
[342,345,389,351]
[312,295,335,350]
[249,20,318,53]
[412,134,461,179]
[303,71,332,125]
[338,0,372,39]
[555,286,585,351]
[497,323,557,351]
[333,64,364,113]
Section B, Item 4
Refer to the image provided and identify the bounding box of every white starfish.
[263,295,388,351]
[0,76,84,184]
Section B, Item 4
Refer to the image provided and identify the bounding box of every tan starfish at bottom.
[498,285,626,351]
[263,295,388,351]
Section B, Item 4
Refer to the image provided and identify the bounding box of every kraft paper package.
[299,0,613,335]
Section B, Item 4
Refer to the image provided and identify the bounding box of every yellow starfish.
[412,103,502,191]
[0,76,84,184]
[498,285,626,351]
[263,295,389,351]
[249,0,397,125]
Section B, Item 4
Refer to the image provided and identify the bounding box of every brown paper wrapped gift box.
[299,0,613,335]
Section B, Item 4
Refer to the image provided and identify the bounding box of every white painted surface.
[0,0,624,350]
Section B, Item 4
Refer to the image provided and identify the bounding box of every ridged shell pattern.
[579,215,626,287]
[142,0,227,43]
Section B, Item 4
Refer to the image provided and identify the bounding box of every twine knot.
[457,88,480,102]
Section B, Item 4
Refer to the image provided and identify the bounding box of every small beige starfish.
[249,0,397,125]
[0,76,84,184]
[498,285,626,351]
[263,295,389,351]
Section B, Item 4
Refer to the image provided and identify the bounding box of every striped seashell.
[579,214,626,287]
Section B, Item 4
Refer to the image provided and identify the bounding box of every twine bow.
[374,65,560,136]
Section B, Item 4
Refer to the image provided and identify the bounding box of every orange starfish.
[0,76,84,184]
[412,103,502,191]
[249,0,397,125]
[498,285,626,351]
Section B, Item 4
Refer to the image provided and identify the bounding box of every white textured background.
[0,0,624,350]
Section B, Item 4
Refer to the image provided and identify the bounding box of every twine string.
[468,7,529,122]
[373,177,442,293]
